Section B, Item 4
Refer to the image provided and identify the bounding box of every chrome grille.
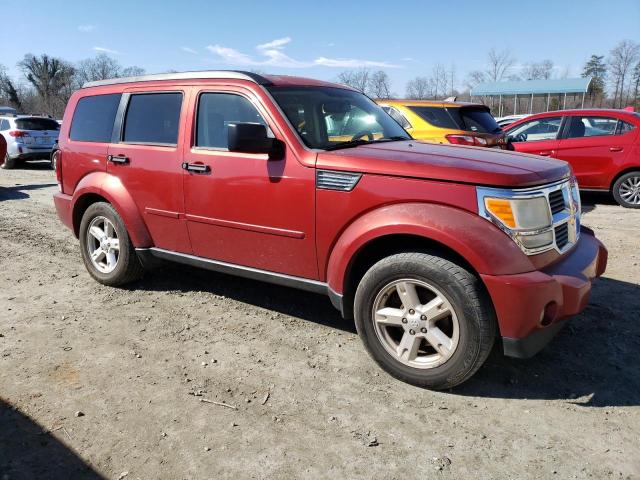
[554,223,569,249]
[548,189,565,215]
[316,170,362,191]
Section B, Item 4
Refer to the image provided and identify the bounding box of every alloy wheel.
[372,279,460,369]
[619,175,640,205]
[86,216,120,274]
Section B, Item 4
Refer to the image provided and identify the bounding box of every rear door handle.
[108,155,129,164]
[182,162,210,173]
[609,146,623,152]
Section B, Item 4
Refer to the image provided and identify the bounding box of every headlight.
[484,196,551,230]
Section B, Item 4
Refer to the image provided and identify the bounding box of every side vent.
[316,170,362,192]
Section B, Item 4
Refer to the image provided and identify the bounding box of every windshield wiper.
[324,136,409,151]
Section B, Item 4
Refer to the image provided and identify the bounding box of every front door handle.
[538,150,553,156]
[182,162,210,173]
[609,146,623,152]
[108,155,129,164]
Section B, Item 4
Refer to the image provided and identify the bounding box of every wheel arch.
[325,202,533,319]
[610,166,640,190]
[71,172,153,247]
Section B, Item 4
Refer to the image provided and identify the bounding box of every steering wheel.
[512,132,527,142]
[351,130,375,141]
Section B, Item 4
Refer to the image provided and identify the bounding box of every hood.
[316,140,570,188]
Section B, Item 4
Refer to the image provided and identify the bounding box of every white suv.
[0,115,60,169]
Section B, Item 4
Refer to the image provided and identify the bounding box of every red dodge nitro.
[53,71,607,389]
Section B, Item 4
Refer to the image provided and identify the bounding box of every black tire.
[612,171,640,208]
[1,153,16,170]
[50,150,59,170]
[79,202,144,286]
[354,252,496,390]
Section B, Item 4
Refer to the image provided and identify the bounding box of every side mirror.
[227,123,284,158]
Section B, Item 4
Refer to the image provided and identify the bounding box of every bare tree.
[632,62,640,109]
[608,40,640,107]
[406,76,431,99]
[431,64,448,99]
[523,60,554,80]
[486,48,515,82]
[121,66,145,77]
[337,68,371,94]
[18,54,75,116]
[466,70,486,89]
[76,54,121,85]
[369,70,392,99]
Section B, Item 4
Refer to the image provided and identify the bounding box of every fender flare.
[325,202,534,294]
[71,172,153,248]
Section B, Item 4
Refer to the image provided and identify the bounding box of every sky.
[1,0,639,94]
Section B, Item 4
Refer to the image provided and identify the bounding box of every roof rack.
[82,70,273,89]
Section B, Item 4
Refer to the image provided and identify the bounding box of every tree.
[337,68,371,94]
[486,48,515,82]
[369,70,392,99]
[466,70,486,89]
[608,40,640,107]
[632,62,640,109]
[582,55,607,103]
[121,66,145,77]
[523,60,554,80]
[406,76,431,99]
[0,65,23,111]
[76,54,146,85]
[18,54,75,116]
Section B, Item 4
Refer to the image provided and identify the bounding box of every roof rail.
[82,70,273,89]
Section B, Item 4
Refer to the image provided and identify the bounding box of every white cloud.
[181,46,198,54]
[93,46,120,55]
[78,25,96,33]
[256,37,291,50]
[401,57,415,61]
[206,38,400,69]
[314,57,399,68]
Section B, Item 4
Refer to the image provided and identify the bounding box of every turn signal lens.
[485,198,515,228]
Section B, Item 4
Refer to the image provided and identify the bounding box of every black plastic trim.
[502,321,566,358]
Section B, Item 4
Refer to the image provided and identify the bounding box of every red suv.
[53,71,607,389]
[505,109,640,208]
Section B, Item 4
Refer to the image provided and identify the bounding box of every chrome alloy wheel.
[372,279,460,369]
[619,175,640,205]
[86,216,120,274]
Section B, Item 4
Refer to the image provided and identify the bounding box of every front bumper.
[481,227,607,358]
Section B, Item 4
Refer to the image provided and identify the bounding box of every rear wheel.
[50,150,59,170]
[1,153,16,170]
[354,253,496,390]
[613,171,640,208]
[79,202,144,286]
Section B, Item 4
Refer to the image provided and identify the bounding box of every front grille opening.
[554,223,569,249]
[549,190,565,215]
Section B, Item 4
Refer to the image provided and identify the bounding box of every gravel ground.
[1,161,639,480]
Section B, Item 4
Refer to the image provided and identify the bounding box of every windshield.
[16,117,60,131]
[267,86,410,150]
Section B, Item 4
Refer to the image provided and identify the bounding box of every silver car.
[0,115,60,169]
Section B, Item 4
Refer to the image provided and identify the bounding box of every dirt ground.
[0,161,638,480]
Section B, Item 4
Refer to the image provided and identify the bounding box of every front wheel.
[612,171,640,208]
[354,253,496,390]
[79,202,144,286]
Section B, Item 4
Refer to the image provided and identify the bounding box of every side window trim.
[389,106,412,129]
[192,90,272,152]
[116,90,184,147]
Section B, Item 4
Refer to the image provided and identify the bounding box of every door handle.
[609,146,623,152]
[538,150,553,156]
[182,162,210,173]
[108,155,129,164]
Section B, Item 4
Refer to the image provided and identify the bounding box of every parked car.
[0,115,60,169]
[0,106,17,115]
[495,114,530,128]
[376,99,506,148]
[53,71,607,389]
[504,109,640,208]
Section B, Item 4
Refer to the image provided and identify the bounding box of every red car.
[505,109,640,208]
[53,71,607,389]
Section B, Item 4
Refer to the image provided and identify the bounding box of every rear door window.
[16,117,60,131]
[407,106,458,129]
[123,92,182,145]
[617,121,636,135]
[448,107,501,134]
[566,116,618,139]
[70,94,121,142]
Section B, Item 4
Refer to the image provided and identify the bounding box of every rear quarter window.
[449,107,501,134]
[407,106,458,129]
[70,94,121,142]
[16,118,60,131]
